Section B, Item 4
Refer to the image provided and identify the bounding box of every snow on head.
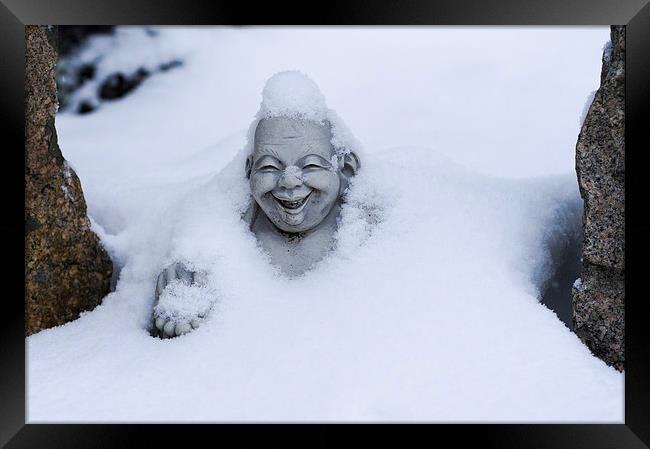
[259,70,328,122]
[245,71,363,159]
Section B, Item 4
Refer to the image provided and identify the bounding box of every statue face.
[248,117,342,233]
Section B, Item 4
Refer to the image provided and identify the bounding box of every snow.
[573,278,583,290]
[603,40,613,64]
[580,90,597,127]
[61,161,75,201]
[59,27,190,111]
[154,280,214,323]
[258,70,329,122]
[27,26,621,423]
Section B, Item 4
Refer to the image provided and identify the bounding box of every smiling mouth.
[272,191,312,214]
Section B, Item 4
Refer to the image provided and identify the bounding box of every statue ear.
[341,152,360,178]
[245,155,253,179]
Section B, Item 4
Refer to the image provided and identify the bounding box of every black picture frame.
[3,0,649,446]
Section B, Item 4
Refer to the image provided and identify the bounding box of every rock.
[25,26,113,335]
[572,25,625,371]
[77,100,97,114]
[98,69,149,101]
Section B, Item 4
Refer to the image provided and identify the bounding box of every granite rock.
[572,25,625,371]
[25,26,113,335]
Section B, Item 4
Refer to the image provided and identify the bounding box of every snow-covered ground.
[27,26,623,422]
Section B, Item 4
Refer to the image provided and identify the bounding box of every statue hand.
[151,262,210,338]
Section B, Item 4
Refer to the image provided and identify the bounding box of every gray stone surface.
[25,26,113,335]
[572,25,625,371]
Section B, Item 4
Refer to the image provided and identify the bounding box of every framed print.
[3,0,649,446]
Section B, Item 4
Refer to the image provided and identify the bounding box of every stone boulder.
[572,25,625,371]
[25,26,113,335]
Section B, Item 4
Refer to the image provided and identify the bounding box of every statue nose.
[278,166,303,189]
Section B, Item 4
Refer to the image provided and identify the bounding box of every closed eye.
[258,165,280,171]
[303,163,324,169]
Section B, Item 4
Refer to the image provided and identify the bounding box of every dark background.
[2,0,649,446]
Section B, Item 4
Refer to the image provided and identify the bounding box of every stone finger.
[175,321,191,335]
[190,319,201,329]
[155,316,166,331]
[155,271,167,299]
[163,320,176,338]
[166,266,178,284]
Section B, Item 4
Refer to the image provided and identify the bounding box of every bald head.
[254,117,332,148]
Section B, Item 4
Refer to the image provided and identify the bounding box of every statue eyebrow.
[253,155,283,169]
[299,154,331,165]
[255,148,281,159]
